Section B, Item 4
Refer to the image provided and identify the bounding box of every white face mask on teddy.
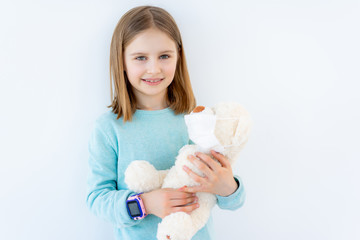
[184,107,239,154]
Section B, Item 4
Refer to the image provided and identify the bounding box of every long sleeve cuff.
[216,175,246,210]
[87,188,147,228]
[116,190,146,227]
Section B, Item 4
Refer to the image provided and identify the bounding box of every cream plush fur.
[125,102,252,240]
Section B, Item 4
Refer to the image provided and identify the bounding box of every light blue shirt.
[86,108,246,240]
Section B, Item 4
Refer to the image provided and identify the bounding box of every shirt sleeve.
[215,175,246,210]
[86,120,144,228]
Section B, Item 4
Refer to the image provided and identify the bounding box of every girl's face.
[123,28,178,107]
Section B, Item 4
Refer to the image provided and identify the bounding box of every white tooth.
[145,79,161,82]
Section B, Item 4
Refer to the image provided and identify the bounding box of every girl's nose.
[147,59,161,74]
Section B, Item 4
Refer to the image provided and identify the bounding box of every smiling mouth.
[142,78,164,83]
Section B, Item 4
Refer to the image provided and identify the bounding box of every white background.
[0,0,359,239]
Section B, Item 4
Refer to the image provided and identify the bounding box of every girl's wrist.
[140,192,153,215]
[219,178,238,197]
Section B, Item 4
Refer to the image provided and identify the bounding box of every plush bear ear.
[233,107,252,147]
[212,102,253,164]
[226,105,252,163]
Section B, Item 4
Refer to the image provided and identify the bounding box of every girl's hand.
[183,150,238,197]
[140,188,199,219]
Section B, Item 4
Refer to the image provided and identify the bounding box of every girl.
[86,5,246,240]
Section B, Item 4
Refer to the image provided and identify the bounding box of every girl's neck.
[136,95,169,111]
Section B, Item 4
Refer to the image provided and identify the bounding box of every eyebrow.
[130,50,175,56]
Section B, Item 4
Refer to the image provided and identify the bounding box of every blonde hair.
[108,5,196,122]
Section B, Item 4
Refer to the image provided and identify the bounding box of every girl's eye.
[160,55,170,59]
[136,56,146,61]
[135,55,170,61]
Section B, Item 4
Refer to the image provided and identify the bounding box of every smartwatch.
[126,193,147,220]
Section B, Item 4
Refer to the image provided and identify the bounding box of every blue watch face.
[128,201,141,217]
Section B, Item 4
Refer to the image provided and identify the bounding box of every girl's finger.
[170,190,194,199]
[170,197,197,207]
[178,185,187,191]
[182,185,203,193]
[183,165,206,184]
[193,152,220,171]
[210,150,231,169]
[172,202,200,214]
[187,155,213,177]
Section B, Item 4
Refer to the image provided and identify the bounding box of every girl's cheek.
[163,61,177,72]
[129,64,145,75]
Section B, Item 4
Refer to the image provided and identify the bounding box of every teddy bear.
[125,102,252,240]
